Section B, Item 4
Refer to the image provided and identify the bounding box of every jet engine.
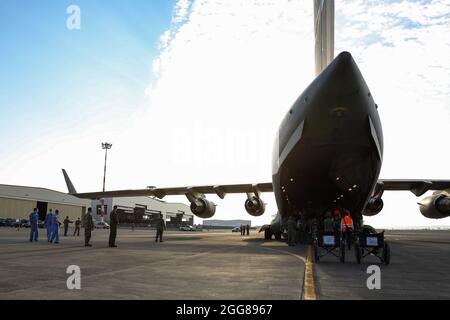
[419,192,450,219]
[189,197,216,219]
[245,196,266,216]
[362,197,384,216]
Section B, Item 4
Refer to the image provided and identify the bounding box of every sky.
[0,0,449,228]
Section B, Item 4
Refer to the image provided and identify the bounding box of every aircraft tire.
[264,229,272,240]
[275,231,282,241]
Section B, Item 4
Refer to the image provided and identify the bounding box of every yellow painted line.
[303,245,317,300]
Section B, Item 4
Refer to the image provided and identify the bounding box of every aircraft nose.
[306,50,375,138]
[320,51,363,98]
[336,51,353,63]
[329,51,358,79]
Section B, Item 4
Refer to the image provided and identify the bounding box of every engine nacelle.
[245,196,266,216]
[362,197,384,216]
[189,197,216,219]
[419,193,450,219]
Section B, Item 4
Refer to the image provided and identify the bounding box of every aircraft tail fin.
[314,0,335,76]
[62,169,77,194]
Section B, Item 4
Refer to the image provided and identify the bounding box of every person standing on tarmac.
[84,208,94,247]
[334,212,341,236]
[341,210,354,250]
[109,206,119,248]
[50,210,60,244]
[29,208,39,242]
[63,216,73,236]
[287,216,297,246]
[323,212,334,234]
[310,218,319,243]
[296,216,302,243]
[246,224,250,236]
[155,214,166,243]
[44,209,53,242]
[74,218,81,236]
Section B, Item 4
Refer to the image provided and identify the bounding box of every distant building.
[0,184,89,222]
[0,184,194,228]
[203,219,251,228]
[91,196,193,227]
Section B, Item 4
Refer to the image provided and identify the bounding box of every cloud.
[3,0,447,227]
[139,0,316,225]
[172,0,193,24]
[335,0,450,227]
[141,0,449,227]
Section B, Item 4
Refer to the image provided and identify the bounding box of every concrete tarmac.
[0,228,306,300]
[0,227,449,299]
[314,230,450,299]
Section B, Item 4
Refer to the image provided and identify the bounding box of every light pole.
[102,142,112,192]
[101,142,112,222]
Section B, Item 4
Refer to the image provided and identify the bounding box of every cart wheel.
[340,242,345,263]
[313,243,319,263]
[354,243,361,264]
[383,242,390,265]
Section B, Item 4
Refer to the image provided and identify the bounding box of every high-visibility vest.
[341,216,354,232]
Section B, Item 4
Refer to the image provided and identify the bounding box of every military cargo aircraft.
[63,0,450,239]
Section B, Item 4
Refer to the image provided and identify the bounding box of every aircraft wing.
[71,183,274,200]
[63,170,273,200]
[378,179,450,197]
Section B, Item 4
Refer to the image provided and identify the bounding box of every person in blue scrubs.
[29,208,39,242]
[44,209,54,242]
[50,210,60,244]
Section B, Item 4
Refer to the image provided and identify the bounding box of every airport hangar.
[0,184,193,227]
[203,219,252,229]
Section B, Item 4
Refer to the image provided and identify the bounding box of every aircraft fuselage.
[272,52,383,224]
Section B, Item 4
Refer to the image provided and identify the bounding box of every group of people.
[28,206,167,247]
[27,206,120,247]
[322,209,354,249]
[28,208,83,243]
[83,206,119,247]
[240,224,250,236]
[286,208,355,248]
[44,209,60,243]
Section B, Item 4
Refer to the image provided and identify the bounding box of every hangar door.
[37,201,48,221]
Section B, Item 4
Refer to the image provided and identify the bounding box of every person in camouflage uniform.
[155,214,166,243]
[84,208,94,247]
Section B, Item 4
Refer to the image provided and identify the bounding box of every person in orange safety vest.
[341,210,354,251]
